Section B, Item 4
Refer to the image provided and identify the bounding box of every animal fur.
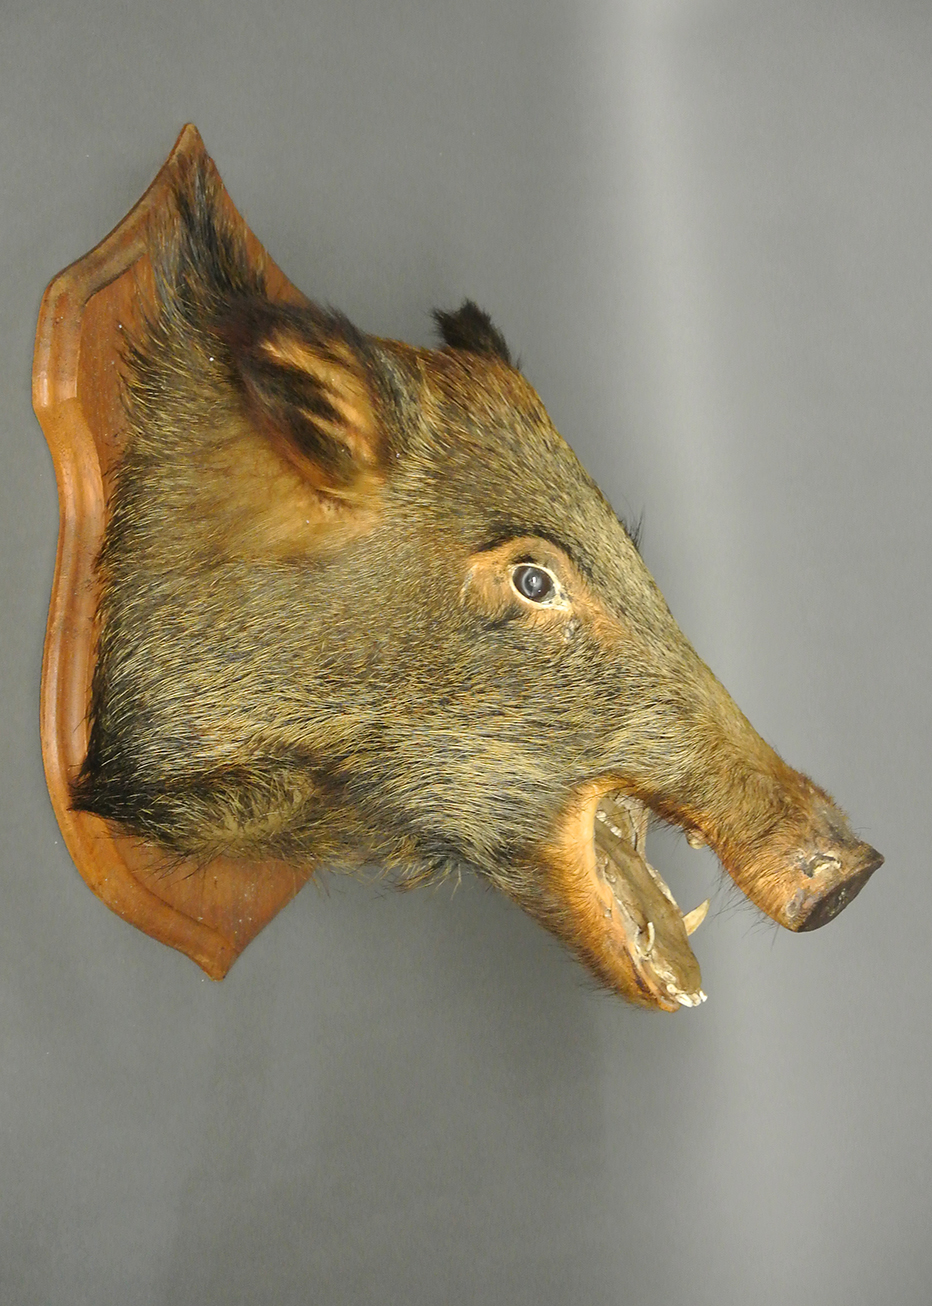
[72,158,881,1005]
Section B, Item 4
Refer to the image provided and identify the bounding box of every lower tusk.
[686,829,706,849]
[682,899,710,936]
[643,920,655,955]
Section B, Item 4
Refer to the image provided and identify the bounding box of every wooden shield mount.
[33,126,314,978]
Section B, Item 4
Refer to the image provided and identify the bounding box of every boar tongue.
[594,793,706,1009]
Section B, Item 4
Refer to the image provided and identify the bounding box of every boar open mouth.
[557,756,885,1008]
[550,784,709,1012]
[594,792,708,1010]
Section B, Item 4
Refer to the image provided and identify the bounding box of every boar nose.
[792,841,884,931]
[713,778,884,935]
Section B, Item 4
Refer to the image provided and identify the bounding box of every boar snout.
[628,679,883,952]
[709,775,884,934]
[778,803,883,932]
[793,844,884,930]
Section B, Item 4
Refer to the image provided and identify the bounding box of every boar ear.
[218,300,388,497]
[433,299,513,366]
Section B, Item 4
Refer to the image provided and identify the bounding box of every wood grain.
[33,125,314,978]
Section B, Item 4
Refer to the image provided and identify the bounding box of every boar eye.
[512,564,556,603]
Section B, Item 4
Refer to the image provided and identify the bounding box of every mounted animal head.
[68,153,882,1010]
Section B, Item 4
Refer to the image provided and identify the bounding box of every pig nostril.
[800,852,841,878]
[796,847,884,931]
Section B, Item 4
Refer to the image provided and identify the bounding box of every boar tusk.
[682,899,710,936]
[643,920,655,955]
[686,829,706,849]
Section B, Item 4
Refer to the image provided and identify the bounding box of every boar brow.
[476,525,594,580]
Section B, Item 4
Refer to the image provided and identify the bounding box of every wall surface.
[2,2,929,1303]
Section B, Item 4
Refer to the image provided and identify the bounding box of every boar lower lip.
[593,791,706,1009]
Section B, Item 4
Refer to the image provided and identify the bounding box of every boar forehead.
[377,342,677,642]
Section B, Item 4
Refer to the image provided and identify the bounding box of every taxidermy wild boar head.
[71,157,882,1011]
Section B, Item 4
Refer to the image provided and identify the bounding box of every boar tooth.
[698,991,708,1003]
[682,899,710,936]
[676,993,695,1008]
[643,920,655,955]
[686,829,706,849]
[644,860,679,907]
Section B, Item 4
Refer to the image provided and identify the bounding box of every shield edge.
[33,125,313,978]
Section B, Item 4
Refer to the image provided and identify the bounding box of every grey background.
[2,1,929,1303]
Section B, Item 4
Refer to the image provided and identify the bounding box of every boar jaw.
[541,723,881,1009]
[543,783,707,1012]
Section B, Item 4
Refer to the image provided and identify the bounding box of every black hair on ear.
[432,299,513,366]
[215,299,387,494]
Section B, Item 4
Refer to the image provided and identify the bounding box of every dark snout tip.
[860,845,884,876]
[797,845,884,932]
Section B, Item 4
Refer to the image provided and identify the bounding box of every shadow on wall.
[162,875,615,1301]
